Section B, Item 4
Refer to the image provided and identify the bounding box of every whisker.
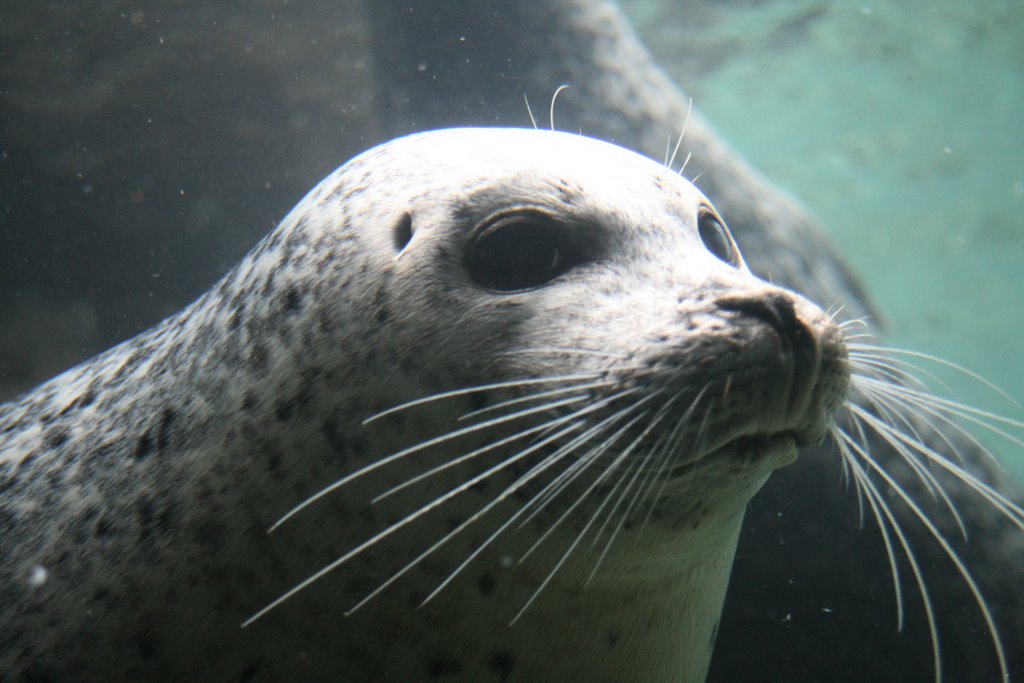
[666,97,694,171]
[373,388,637,503]
[514,393,660,532]
[838,422,1009,682]
[850,344,1022,411]
[363,373,602,425]
[584,400,680,587]
[844,401,968,540]
[549,84,571,131]
[523,93,537,129]
[640,388,713,532]
[497,346,631,361]
[271,392,597,532]
[407,400,657,612]
[510,410,659,624]
[833,425,905,629]
[457,379,616,422]
[242,415,589,628]
[845,400,1024,531]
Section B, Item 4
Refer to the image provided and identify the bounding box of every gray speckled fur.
[0,129,847,681]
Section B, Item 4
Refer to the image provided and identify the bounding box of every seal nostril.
[716,293,808,352]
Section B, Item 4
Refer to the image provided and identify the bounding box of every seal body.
[0,128,848,681]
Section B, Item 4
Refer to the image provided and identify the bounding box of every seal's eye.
[698,210,740,268]
[467,212,579,291]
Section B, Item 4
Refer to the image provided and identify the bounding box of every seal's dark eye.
[698,210,739,268]
[467,212,578,291]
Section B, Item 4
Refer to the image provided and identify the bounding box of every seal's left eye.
[698,210,740,268]
[467,212,579,291]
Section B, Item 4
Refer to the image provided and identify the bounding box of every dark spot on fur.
[274,398,295,421]
[135,433,154,459]
[281,286,303,315]
[241,392,259,412]
[92,587,111,602]
[43,428,69,450]
[132,630,157,659]
[132,408,177,460]
[156,408,175,452]
[95,517,117,538]
[425,651,462,679]
[477,573,495,596]
[375,305,389,323]
[135,499,175,542]
[261,269,277,296]
[320,415,345,452]
[267,451,282,474]
[488,650,515,680]
[606,628,619,650]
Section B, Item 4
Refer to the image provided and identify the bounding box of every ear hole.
[393,213,413,253]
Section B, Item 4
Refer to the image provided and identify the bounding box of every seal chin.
[664,431,800,480]
[712,431,800,469]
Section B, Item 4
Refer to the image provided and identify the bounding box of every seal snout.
[716,291,836,447]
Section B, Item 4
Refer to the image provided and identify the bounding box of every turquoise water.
[626,0,1024,480]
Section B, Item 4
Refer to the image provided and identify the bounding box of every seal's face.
[315,129,848,485]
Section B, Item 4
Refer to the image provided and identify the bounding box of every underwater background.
[1,0,1022,479]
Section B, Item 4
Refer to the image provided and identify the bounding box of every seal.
[0,127,1008,682]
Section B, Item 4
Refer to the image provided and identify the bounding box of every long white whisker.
[847,425,1009,682]
[850,344,1022,411]
[272,392,596,531]
[523,93,537,129]
[833,427,943,682]
[549,84,570,131]
[850,391,968,534]
[373,388,636,503]
[514,393,660,532]
[405,399,657,612]
[457,379,615,422]
[510,411,658,624]
[833,423,905,629]
[584,400,680,586]
[242,414,590,628]
[666,97,694,170]
[845,402,1024,532]
[363,373,601,424]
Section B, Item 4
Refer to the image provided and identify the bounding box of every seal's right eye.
[467,211,579,291]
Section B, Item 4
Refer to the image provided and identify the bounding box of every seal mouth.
[660,431,800,480]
